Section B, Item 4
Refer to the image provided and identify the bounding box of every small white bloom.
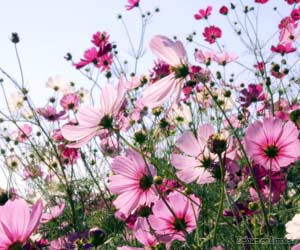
[46,75,73,93]
[8,91,24,111]
[286,213,300,239]
[167,103,192,126]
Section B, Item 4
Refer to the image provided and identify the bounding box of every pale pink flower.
[149,192,201,244]
[10,124,32,143]
[60,93,79,111]
[41,202,65,224]
[140,35,188,108]
[244,117,300,170]
[195,49,216,65]
[213,51,238,65]
[108,149,158,217]
[0,198,43,249]
[61,82,125,148]
[171,124,216,184]
[292,244,300,250]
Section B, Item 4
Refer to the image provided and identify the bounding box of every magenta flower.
[74,47,99,69]
[219,6,228,15]
[244,117,300,170]
[108,149,158,217]
[0,198,43,249]
[149,192,201,244]
[255,0,269,4]
[126,0,140,11]
[140,35,188,108]
[239,84,265,108]
[171,124,215,184]
[203,26,222,44]
[61,83,125,148]
[194,6,212,20]
[271,43,296,55]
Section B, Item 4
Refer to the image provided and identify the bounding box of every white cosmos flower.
[286,213,300,240]
[46,75,73,93]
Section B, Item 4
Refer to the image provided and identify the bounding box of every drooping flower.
[171,124,215,185]
[195,49,216,65]
[203,26,222,44]
[194,6,212,20]
[140,35,188,108]
[239,84,265,108]
[108,149,158,217]
[244,117,300,170]
[74,47,99,69]
[61,82,125,148]
[149,192,201,244]
[0,198,43,249]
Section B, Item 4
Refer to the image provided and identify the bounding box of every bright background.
[0,0,291,188]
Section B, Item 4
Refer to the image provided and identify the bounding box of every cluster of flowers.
[2,0,300,249]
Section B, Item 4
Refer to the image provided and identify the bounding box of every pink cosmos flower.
[213,51,238,65]
[0,198,43,249]
[171,124,215,184]
[149,192,201,244]
[108,149,158,217]
[244,117,300,170]
[140,35,188,108]
[292,8,300,21]
[126,0,140,11]
[194,6,212,20]
[41,202,65,224]
[61,82,125,148]
[292,244,300,250]
[271,43,296,55]
[60,93,79,111]
[203,26,222,44]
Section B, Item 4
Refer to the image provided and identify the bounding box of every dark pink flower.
[194,6,212,20]
[219,6,228,15]
[203,26,222,44]
[271,43,296,55]
[285,0,300,5]
[74,47,99,69]
[255,0,269,4]
[239,84,265,108]
[149,60,171,83]
[126,0,139,10]
[291,8,300,21]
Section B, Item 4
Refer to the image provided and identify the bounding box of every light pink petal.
[176,131,201,157]
[150,35,186,66]
[171,154,200,169]
[26,199,43,240]
[197,124,215,145]
[108,175,138,194]
[76,106,102,127]
[141,73,178,108]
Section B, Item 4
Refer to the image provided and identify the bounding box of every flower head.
[108,149,158,217]
[194,6,212,20]
[245,117,300,170]
[149,192,201,244]
[203,26,222,44]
